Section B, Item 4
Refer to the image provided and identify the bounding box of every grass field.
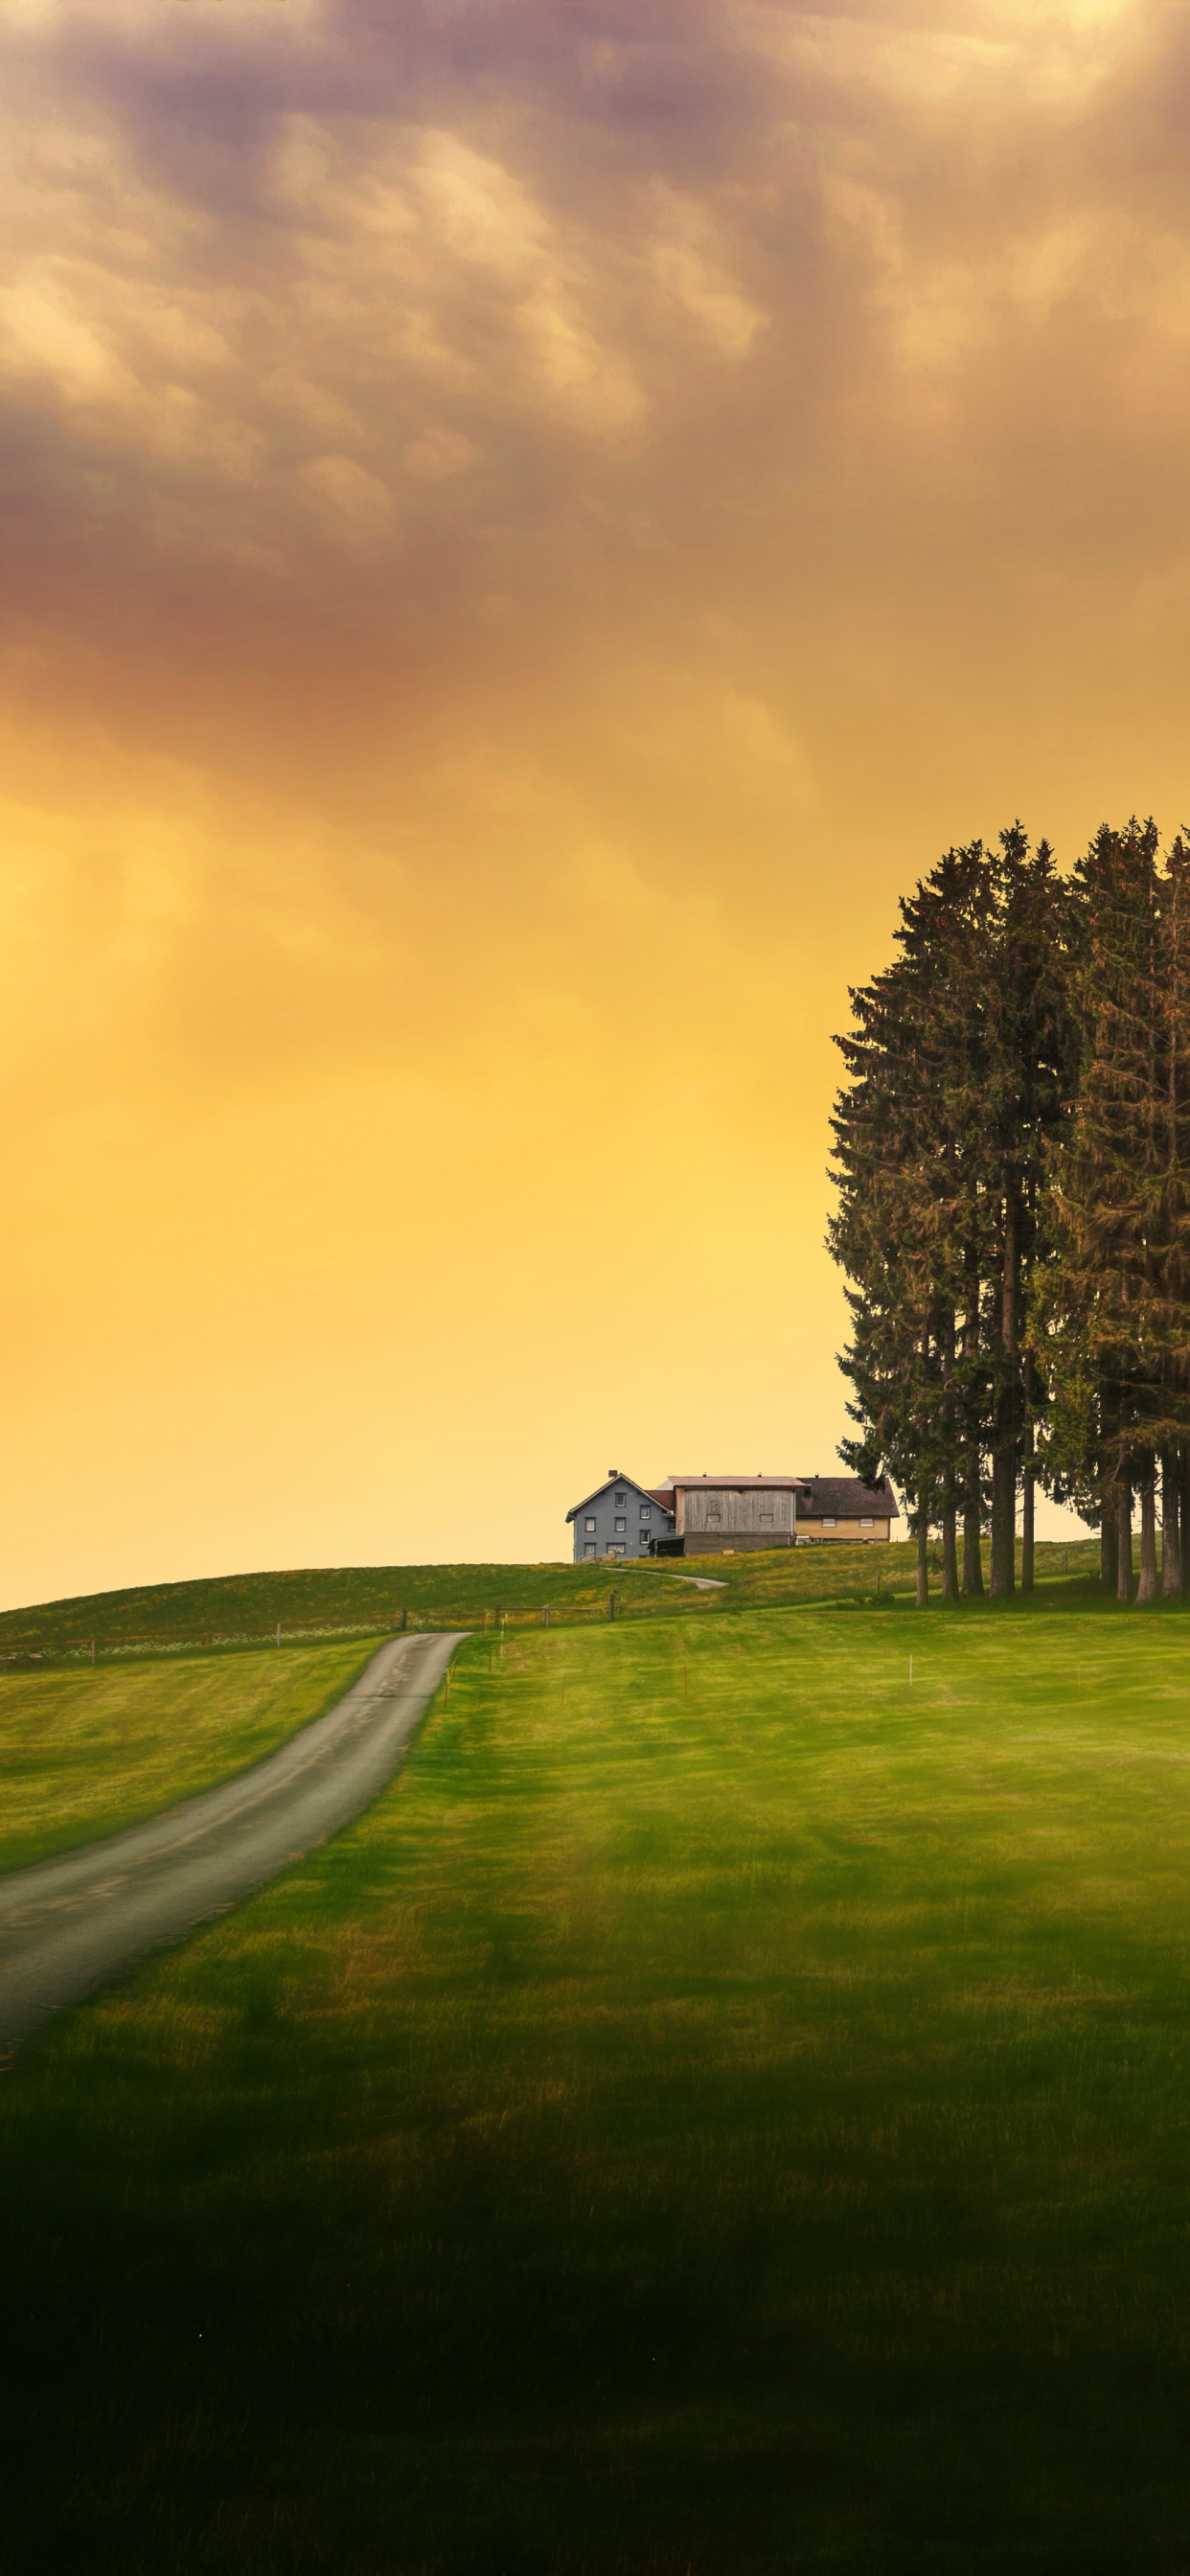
[6,1599,1190,2570]
[0,1535,1105,1660]
[0,1640,378,1872]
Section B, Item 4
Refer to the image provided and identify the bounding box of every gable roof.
[666,1475,796,1489]
[565,1473,676,1524]
[663,1473,898,1518]
[796,1476,899,1518]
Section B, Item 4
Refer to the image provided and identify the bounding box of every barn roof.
[797,1477,899,1519]
[664,1473,898,1517]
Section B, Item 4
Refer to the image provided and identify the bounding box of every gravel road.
[0,1627,461,2054]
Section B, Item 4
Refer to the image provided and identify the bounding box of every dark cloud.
[1,0,1187,801]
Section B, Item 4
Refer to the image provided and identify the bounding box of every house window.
[610,1542,626,1557]
[640,1505,652,1519]
[615,1517,627,1532]
[585,1516,597,1531]
[823,1516,836,1528]
[615,1491,626,1506]
[860,1515,874,1528]
[760,1509,774,1525]
[584,1543,596,1558]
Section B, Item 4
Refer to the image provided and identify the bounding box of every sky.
[1,0,1185,1602]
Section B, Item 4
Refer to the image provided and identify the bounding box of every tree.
[831,830,1072,1600]
[1035,821,1190,1603]
[979,830,1075,1598]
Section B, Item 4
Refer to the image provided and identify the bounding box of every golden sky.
[0,0,1182,1599]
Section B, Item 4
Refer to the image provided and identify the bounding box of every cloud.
[300,450,395,540]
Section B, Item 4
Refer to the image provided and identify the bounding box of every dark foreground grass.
[0,1640,378,1871]
[6,1607,1190,2572]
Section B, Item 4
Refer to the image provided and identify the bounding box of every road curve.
[0,1627,462,2054]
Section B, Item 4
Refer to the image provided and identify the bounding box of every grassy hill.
[7,1595,1190,2569]
[0,1535,1106,1660]
[0,1641,378,1873]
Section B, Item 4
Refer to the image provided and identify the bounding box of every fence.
[0,1540,1104,1668]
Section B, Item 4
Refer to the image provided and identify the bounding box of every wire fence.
[0,1542,1105,1669]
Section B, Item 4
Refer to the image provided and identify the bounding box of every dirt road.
[0,1627,461,2053]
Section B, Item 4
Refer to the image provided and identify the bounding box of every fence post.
[542,1604,550,1627]
[608,1590,617,1621]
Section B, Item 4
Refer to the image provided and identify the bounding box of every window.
[860,1515,874,1528]
[584,1543,596,1558]
[614,1517,627,1532]
[640,1505,652,1520]
[823,1516,836,1528]
[584,1516,596,1532]
[615,1491,626,1506]
[760,1509,774,1525]
[610,1542,626,1557]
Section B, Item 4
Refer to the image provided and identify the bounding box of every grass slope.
[0,1537,1104,1659]
[0,1641,378,1873]
[5,1603,1190,2570]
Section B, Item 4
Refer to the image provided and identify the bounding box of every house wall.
[797,1517,890,1544]
[571,1481,674,1562]
[678,1486,795,1540]
[682,1529,795,1555]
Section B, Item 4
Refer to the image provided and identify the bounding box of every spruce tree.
[980,831,1075,1598]
[832,831,1071,1599]
[1032,820,1167,1599]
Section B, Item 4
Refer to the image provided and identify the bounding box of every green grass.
[0,1556,680,1654]
[6,1602,1190,2569]
[0,1536,1104,1663]
[0,1641,379,1872]
[678,1532,1104,1606]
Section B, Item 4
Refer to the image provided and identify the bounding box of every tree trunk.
[1180,1443,1190,1605]
[1137,1473,1158,1603]
[1020,1414,1035,1597]
[960,1253,984,1598]
[1116,1483,1134,1602]
[989,1458,1017,1598]
[940,1310,959,1603]
[1161,1449,1182,1601]
[989,1180,1019,1600]
[941,1473,959,1600]
[1101,1488,1117,1596]
[916,1506,929,1608]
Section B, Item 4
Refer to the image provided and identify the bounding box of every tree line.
[829,818,1190,1605]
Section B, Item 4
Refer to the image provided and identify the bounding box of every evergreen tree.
[980,830,1075,1598]
[831,831,1072,1596]
[831,843,997,1598]
[1035,821,1190,1603]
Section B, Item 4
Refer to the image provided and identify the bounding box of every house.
[652,1473,899,1555]
[566,1471,677,1562]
